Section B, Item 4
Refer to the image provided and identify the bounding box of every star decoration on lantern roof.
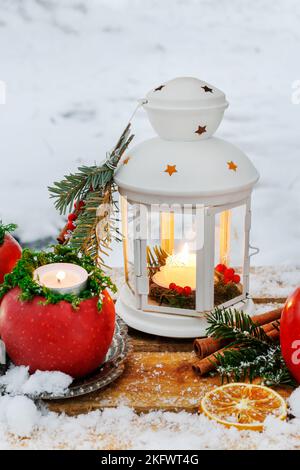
[164,164,177,176]
[195,125,207,135]
[123,156,131,165]
[202,85,213,93]
[227,161,238,172]
[154,85,165,92]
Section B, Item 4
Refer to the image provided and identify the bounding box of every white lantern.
[115,77,259,338]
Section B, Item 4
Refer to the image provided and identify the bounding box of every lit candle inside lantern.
[152,243,196,290]
[33,263,88,295]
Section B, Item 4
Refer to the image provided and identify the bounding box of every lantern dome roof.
[145,77,227,110]
[143,77,228,141]
[115,137,259,205]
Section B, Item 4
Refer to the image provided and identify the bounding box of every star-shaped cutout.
[227,161,238,172]
[123,156,131,165]
[164,164,177,176]
[202,85,213,93]
[195,125,207,135]
[154,85,165,92]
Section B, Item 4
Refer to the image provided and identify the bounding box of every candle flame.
[166,243,193,267]
[180,243,189,264]
[56,271,66,283]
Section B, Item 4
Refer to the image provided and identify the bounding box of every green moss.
[0,245,117,310]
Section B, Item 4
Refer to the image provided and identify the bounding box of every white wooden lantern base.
[116,284,255,339]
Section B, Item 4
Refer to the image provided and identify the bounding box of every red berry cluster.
[169,283,192,297]
[66,200,85,233]
[215,264,241,285]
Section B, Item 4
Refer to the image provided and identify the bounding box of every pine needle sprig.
[49,124,133,216]
[205,307,296,387]
[49,165,108,215]
[215,346,296,387]
[48,124,134,265]
[206,307,271,347]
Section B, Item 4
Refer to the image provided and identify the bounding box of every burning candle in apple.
[153,243,196,290]
[33,263,88,295]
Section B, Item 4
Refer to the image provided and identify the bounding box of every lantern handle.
[126,99,148,124]
[249,244,260,258]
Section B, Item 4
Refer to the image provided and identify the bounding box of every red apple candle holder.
[0,246,117,378]
[0,222,22,284]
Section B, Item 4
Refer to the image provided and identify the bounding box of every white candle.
[33,263,88,295]
[152,243,196,290]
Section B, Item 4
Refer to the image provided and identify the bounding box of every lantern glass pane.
[146,205,198,312]
[121,197,135,293]
[214,204,246,306]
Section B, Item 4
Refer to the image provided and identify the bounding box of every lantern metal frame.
[114,77,259,338]
[116,193,254,338]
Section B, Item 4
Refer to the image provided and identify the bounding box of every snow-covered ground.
[0,269,298,450]
[0,0,299,266]
[0,0,300,450]
[1,402,300,450]
[0,360,299,450]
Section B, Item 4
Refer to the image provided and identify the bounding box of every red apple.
[0,287,115,378]
[0,233,22,284]
[280,287,300,383]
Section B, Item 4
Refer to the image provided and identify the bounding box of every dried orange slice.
[200,383,287,431]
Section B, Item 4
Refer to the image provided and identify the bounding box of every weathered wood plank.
[46,300,290,416]
[253,297,286,304]
[128,327,194,352]
[47,351,292,416]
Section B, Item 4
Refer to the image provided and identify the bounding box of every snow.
[0,396,40,437]
[0,0,300,450]
[250,266,300,298]
[1,404,300,449]
[21,370,73,396]
[0,365,73,396]
[288,387,300,418]
[0,336,298,448]
[0,365,29,394]
[0,348,299,449]
[0,0,299,266]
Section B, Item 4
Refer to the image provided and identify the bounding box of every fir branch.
[70,187,115,265]
[206,307,271,347]
[205,307,296,388]
[215,346,296,388]
[48,124,134,265]
[48,165,109,215]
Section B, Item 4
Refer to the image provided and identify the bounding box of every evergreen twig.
[206,308,271,347]
[48,125,134,266]
[205,307,296,387]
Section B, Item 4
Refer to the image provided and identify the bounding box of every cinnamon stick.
[262,320,280,335]
[192,323,280,376]
[192,345,236,376]
[251,308,281,326]
[264,327,280,342]
[193,337,227,359]
[193,308,282,360]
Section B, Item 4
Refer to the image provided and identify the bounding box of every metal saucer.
[0,316,130,400]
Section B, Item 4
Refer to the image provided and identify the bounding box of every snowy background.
[0,0,299,266]
[0,1,300,449]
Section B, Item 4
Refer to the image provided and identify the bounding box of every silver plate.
[0,316,130,400]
